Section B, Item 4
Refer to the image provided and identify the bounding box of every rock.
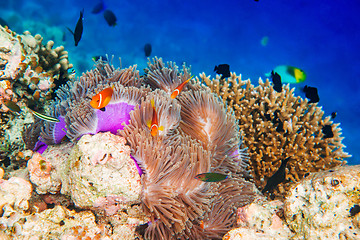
[28,132,142,214]
[284,165,360,239]
[0,177,32,215]
[223,199,291,240]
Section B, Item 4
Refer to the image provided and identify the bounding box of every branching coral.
[199,73,351,198]
[0,25,73,108]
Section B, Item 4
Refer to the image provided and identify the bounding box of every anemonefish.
[267,65,306,84]
[170,76,193,99]
[147,99,164,136]
[90,87,113,111]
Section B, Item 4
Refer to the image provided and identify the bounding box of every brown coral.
[199,73,350,198]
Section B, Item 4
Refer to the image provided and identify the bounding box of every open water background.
[1,0,359,164]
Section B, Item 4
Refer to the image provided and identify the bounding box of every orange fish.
[170,76,193,99]
[90,87,113,111]
[147,99,164,136]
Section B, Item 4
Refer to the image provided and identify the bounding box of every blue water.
[1,0,359,164]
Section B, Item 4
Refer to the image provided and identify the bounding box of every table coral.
[284,165,360,239]
[199,73,350,198]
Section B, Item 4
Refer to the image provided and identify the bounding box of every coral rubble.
[199,73,351,198]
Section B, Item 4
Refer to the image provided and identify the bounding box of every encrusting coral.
[199,73,351,198]
[23,57,257,240]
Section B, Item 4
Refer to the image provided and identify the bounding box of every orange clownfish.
[170,76,193,99]
[90,87,113,111]
[147,99,164,136]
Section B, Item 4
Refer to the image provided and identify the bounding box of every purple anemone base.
[33,102,142,175]
[53,116,67,144]
[94,102,135,134]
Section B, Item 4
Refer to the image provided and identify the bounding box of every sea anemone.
[26,58,257,239]
[32,61,147,146]
[120,58,256,239]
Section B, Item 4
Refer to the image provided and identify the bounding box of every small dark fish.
[144,43,152,57]
[0,17,9,28]
[67,9,84,46]
[350,205,360,217]
[322,125,334,138]
[92,55,108,61]
[262,157,290,193]
[331,111,337,119]
[303,85,319,103]
[276,121,284,132]
[2,99,21,114]
[103,10,117,27]
[91,1,106,14]
[350,204,360,217]
[195,172,228,182]
[214,64,230,79]
[271,71,282,92]
[264,113,271,121]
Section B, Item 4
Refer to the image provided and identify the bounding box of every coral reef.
[199,73,351,198]
[0,25,73,107]
[23,57,257,239]
[284,165,360,239]
[2,204,113,239]
[0,25,73,172]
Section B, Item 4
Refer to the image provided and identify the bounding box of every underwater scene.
[0,0,359,239]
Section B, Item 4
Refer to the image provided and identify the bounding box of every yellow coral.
[199,73,350,198]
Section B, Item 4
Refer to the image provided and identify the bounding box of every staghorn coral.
[25,57,257,239]
[199,73,350,198]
